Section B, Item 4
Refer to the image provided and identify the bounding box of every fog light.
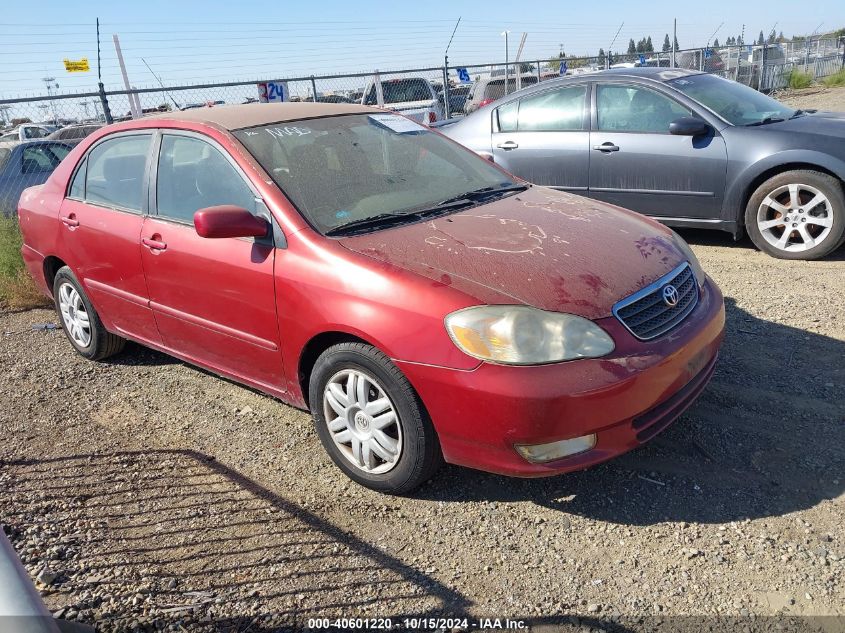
[515,434,597,463]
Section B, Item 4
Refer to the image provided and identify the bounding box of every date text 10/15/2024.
[307,618,528,630]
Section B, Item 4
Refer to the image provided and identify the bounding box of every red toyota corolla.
[18,104,724,494]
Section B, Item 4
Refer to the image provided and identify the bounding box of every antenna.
[141,58,181,110]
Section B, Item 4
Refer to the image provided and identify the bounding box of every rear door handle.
[496,140,519,150]
[142,237,167,251]
[592,143,620,152]
[60,215,79,227]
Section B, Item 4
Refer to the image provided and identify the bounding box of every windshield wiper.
[746,116,786,127]
[324,199,476,236]
[438,183,529,206]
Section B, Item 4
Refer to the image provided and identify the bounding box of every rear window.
[0,148,10,171]
[364,79,432,105]
[483,76,538,100]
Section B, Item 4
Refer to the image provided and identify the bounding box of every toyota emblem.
[662,284,680,307]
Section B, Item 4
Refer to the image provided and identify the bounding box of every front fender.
[724,149,845,222]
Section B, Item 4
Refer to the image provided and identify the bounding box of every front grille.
[613,262,699,340]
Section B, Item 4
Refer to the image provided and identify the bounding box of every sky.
[1,0,843,104]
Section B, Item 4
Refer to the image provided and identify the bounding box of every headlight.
[445,305,615,365]
[673,234,705,287]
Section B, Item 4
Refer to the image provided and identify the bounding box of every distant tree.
[757,30,765,45]
[627,38,636,54]
[767,31,776,43]
[598,47,606,64]
[777,30,786,42]
[646,36,654,52]
[713,37,720,48]
[662,34,671,51]
[673,34,680,50]
[636,38,645,53]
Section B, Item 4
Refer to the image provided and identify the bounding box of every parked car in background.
[18,103,724,493]
[0,140,72,216]
[442,68,845,260]
[0,123,57,144]
[438,84,472,114]
[361,77,444,124]
[464,73,539,113]
[47,123,104,145]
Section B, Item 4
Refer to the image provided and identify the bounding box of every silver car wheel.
[757,183,833,253]
[57,282,91,348]
[322,369,403,474]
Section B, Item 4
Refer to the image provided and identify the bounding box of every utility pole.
[672,18,677,67]
[609,22,624,70]
[443,17,461,120]
[113,34,141,119]
[41,77,59,124]
[514,32,527,90]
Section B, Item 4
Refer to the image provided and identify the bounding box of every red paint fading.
[18,112,726,478]
[193,205,269,239]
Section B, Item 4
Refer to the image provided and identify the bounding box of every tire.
[745,170,845,260]
[309,342,443,494]
[53,266,125,361]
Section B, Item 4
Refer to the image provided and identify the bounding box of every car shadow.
[416,297,845,526]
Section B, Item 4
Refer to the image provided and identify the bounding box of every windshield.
[234,113,517,235]
[666,73,796,126]
[364,79,432,105]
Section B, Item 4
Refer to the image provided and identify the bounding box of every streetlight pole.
[42,77,59,124]
[501,30,511,95]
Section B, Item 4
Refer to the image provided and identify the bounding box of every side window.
[517,85,587,131]
[497,101,519,132]
[69,159,86,199]
[156,135,255,224]
[85,135,151,211]
[597,84,691,133]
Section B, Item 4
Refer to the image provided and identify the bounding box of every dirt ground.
[776,85,845,111]
[1,91,844,633]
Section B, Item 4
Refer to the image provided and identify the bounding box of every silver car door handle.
[496,141,519,150]
[592,143,620,152]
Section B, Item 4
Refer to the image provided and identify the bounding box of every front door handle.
[142,237,167,251]
[60,214,79,228]
[592,142,620,152]
[496,140,519,150]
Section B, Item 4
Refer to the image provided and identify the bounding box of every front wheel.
[745,170,845,260]
[309,342,442,494]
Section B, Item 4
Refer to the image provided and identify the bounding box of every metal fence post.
[761,43,768,91]
[442,65,451,119]
[536,61,541,82]
[310,76,318,102]
[98,82,113,124]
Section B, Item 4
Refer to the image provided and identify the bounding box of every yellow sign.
[63,58,90,73]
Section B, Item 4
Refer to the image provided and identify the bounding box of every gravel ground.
[1,91,844,633]
[776,85,845,111]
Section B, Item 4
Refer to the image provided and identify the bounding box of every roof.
[594,67,703,81]
[146,102,375,131]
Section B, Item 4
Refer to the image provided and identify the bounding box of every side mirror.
[194,205,269,239]
[669,117,710,136]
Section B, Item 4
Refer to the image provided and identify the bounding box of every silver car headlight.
[445,305,615,365]
[673,234,705,287]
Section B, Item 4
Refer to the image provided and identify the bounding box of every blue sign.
[559,60,568,75]
[704,48,712,59]
[456,68,470,83]
[638,54,646,65]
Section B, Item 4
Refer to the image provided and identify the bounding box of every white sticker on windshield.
[368,114,427,134]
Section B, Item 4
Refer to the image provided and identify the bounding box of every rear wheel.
[53,266,125,360]
[745,170,845,260]
[309,342,442,494]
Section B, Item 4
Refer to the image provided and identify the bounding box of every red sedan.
[17,104,724,494]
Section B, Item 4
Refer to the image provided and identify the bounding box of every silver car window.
[597,84,690,134]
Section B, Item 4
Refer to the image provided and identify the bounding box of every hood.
[761,110,845,139]
[339,187,689,320]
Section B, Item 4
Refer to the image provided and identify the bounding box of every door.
[588,82,727,219]
[58,132,162,344]
[140,131,284,392]
[491,83,590,191]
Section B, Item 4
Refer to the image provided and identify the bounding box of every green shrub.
[822,69,845,87]
[786,70,813,89]
[0,216,48,310]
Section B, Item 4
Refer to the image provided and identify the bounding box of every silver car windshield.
[667,74,796,126]
[234,113,517,234]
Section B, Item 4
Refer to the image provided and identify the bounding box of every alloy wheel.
[757,183,833,253]
[322,369,403,474]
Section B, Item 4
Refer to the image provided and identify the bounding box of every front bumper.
[397,276,725,477]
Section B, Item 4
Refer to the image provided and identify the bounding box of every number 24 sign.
[257,81,289,103]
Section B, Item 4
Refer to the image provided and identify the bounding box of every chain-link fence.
[1,37,843,216]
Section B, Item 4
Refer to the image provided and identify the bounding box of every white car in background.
[0,123,56,145]
[361,77,444,125]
